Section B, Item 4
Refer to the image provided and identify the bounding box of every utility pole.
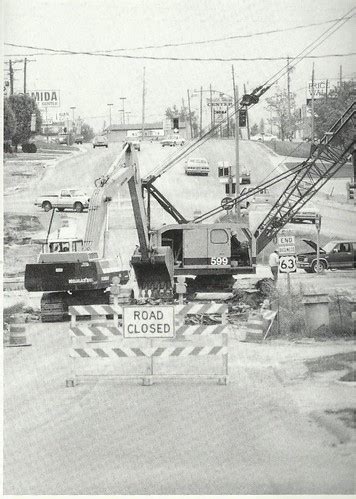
[107,103,113,133]
[120,97,127,125]
[209,84,213,130]
[232,65,240,219]
[23,57,27,93]
[244,83,250,139]
[287,56,291,120]
[9,60,14,95]
[199,86,203,137]
[339,65,343,89]
[125,112,131,124]
[325,79,329,103]
[187,89,193,138]
[141,66,146,141]
[311,63,315,141]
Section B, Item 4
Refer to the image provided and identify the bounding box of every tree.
[4,98,17,142]
[259,118,265,135]
[265,87,299,140]
[313,81,355,143]
[81,123,94,142]
[8,94,42,150]
[165,104,198,137]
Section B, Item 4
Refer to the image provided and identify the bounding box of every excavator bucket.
[131,246,174,299]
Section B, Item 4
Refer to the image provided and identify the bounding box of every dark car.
[296,239,356,273]
[74,135,84,144]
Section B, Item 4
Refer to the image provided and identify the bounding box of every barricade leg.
[142,338,154,386]
[218,332,228,385]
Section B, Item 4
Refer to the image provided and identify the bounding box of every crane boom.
[255,101,355,253]
[83,144,130,251]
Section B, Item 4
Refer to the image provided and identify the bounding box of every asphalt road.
[4,139,356,494]
[4,322,355,495]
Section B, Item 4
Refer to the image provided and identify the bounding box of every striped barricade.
[66,303,228,386]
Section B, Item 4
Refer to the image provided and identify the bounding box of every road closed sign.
[123,306,175,338]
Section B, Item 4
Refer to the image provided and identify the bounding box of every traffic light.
[347,182,355,200]
[239,108,247,127]
[173,118,179,130]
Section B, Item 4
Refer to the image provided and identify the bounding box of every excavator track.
[40,289,111,322]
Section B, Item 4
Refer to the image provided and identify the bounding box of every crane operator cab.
[151,222,256,290]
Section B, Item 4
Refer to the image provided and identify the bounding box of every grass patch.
[325,408,356,429]
[305,351,355,372]
[270,289,356,339]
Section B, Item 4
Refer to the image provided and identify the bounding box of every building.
[105,119,188,142]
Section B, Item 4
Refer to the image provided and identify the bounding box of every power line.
[4,43,356,61]
[6,15,355,60]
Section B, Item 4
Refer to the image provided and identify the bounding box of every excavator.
[25,98,355,320]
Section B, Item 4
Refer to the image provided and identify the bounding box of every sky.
[3,0,356,132]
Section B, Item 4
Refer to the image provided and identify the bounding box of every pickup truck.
[34,188,90,212]
[297,239,356,273]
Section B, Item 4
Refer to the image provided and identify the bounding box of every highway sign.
[221,196,234,210]
[279,255,297,273]
[278,235,295,255]
[123,306,175,338]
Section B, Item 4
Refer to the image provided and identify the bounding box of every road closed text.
[123,306,175,338]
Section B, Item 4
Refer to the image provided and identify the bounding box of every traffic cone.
[5,324,31,347]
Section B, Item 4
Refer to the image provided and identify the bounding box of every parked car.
[296,239,356,273]
[74,135,84,144]
[34,188,90,212]
[291,202,320,224]
[93,135,108,148]
[172,136,185,146]
[185,157,210,176]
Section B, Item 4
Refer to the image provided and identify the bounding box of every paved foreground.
[4,323,355,495]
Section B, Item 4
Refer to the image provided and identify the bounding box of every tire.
[57,208,65,212]
[312,260,326,273]
[74,202,83,213]
[42,201,52,212]
[93,145,96,148]
[106,145,108,148]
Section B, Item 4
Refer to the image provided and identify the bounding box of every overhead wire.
[146,8,355,182]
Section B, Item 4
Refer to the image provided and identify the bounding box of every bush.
[21,143,37,153]
[4,141,13,153]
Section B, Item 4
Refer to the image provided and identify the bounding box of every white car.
[252,133,278,142]
[291,202,320,224]
[93,135,108,148]
[185,157,210,176]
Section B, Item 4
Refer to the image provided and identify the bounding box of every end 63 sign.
[123,306,175,338]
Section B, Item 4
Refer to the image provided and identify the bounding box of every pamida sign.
[30,90,60,108]
[123,306,175,338]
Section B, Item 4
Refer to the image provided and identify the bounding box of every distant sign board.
[307,80,327,99]
[123,306,175,338]
[278,235,295,256]
[30,113,36,132]
[207,97,233,108]
[30,90,60,108]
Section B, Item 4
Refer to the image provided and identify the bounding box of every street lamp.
[120,97,127,125]
[107,103,113,132]
[70,106,76,132]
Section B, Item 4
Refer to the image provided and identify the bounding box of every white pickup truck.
[34,188,90,212]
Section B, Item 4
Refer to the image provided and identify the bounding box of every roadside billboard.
[307,80,327,99]
[30,90,61,108]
